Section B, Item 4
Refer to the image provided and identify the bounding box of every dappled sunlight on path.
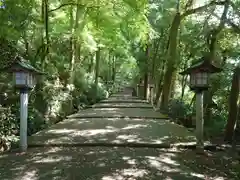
[68,107,168,119]
[28,88,195,146]
[91,102,153,108]
[0,147,235,180]
[28,117,195,146]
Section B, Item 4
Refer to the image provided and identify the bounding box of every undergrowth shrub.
[168,99,192,120]
[0,107,18,151]
[168,98,227,139]
[204,110,227,138]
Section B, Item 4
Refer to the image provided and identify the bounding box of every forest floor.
[0,88,239,180]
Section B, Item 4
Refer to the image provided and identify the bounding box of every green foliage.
[205,113,227,138]
[0,107,18,150]
[168,98,192,120]
[0,108,18,137]
[27,104,48,135]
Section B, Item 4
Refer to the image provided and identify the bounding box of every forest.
[0,0,240,152]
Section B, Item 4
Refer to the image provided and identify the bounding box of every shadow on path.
[28,117,195,146]
[0,147,237,180]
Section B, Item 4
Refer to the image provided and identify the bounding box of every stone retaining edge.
[67,115,170,119]
[26,142,225,152]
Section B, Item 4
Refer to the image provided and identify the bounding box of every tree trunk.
[180,75,188,100]
[151,40,160,80]
[108,52,112,82]
[190,94,196,107]
[170,71,177,99]
[69,2,85,84]
[203,91,213,121]
[44,0,49,61]
[41,0,45,68]
[88,54,94,73]
[69,5,74,73]
[94,0,100,95]
[111,56,116,82]
[23,33,29,57]
[154,60,166,106]
[143,45,149,99]
[143,72,148,99]
[160,12,181,110]
[39,0,49,69]
[94,48,100,86]
[224,67,240,142]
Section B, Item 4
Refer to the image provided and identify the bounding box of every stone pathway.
[28,88,195,146]
[0,87,236,180]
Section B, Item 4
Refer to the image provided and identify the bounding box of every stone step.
[100,100,149,103]
[67,115,169,119]
[68,108,168,119]
[90,102,153,108]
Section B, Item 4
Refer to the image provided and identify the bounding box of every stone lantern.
[180,55,222,150]
[147,80,154,104]
[137,78,144,98]
[2,56,44,151]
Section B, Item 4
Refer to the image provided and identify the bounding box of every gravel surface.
[1,147,236,180]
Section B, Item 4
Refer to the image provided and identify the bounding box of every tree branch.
[215,0,230,34]
[181,0,226,19]
[207,0,230,56]
[184,0,195,11]
[48,3,97,13]
[176,0,181,12]
[229,1,240,18]
[212,13,240,34]
[49,3,78,12]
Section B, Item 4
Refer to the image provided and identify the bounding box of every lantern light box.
[2,56,44,89]
[180,55,222,91]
